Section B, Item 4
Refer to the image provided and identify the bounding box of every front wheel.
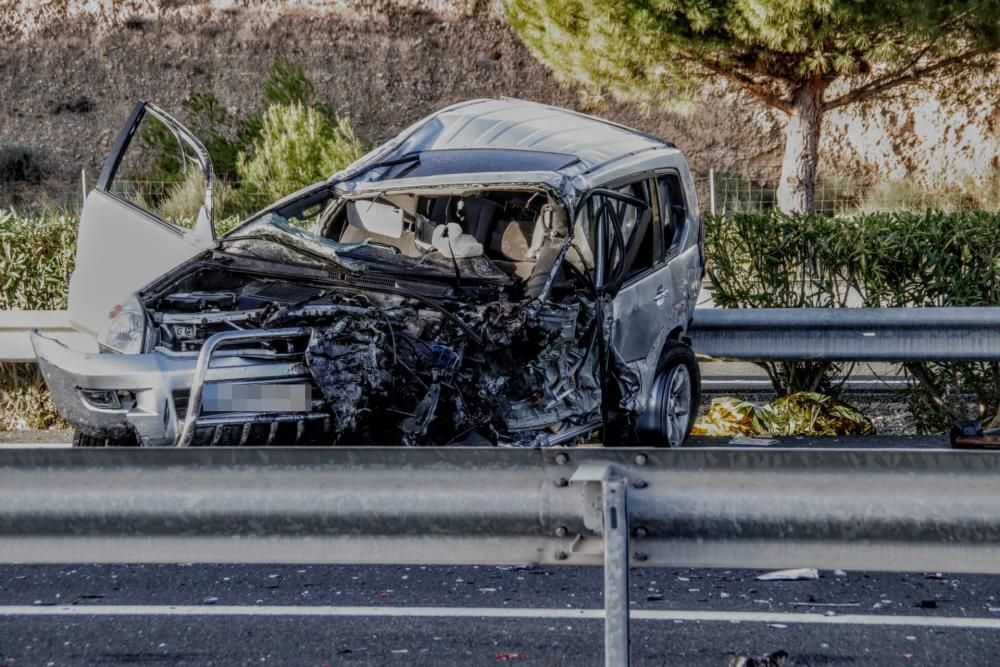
[635,344,701,447]
[72,430,138,447]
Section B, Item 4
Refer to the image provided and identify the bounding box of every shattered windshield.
[317,189,580,288]
[222,210,512,283]
[223,213,367,272]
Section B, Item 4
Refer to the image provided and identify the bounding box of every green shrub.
[851,211,1000,431]
[264,57,316,108]
[0,209,76,431]
[130,57,363,222]
[707,210,1000,431]
[0,145,45,183]
[0,208,76,310]
[705,213,860,394]
[235,103,363,206]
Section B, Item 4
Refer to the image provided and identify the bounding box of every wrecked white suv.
[32,98,704,448]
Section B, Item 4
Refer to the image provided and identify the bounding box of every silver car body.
[33,98,703,447]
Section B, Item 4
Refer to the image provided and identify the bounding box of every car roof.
[380,98,674,175]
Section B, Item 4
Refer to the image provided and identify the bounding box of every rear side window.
[657,174,687,256]
[605,180,656,280]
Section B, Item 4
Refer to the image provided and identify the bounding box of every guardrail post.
[603,477,630,666]
[709,168,716,216]
[569,463,632,665]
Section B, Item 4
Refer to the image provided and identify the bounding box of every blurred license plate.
[202,383,312,413]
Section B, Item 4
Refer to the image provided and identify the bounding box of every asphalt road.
[1,564,999,666]
[0,432,954,448]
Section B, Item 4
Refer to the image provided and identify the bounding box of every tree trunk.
[776,77,827,214]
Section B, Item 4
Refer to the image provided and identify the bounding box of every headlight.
[97,294,147,354]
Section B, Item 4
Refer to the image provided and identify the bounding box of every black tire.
[634,343,701,447]
[72,430,138,448]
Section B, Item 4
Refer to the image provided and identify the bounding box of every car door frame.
[587,172,674,358]
[96,101,216,240]
[67,101,217,336]
[580,169,691,412]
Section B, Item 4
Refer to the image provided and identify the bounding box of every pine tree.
[509,0,1000,212]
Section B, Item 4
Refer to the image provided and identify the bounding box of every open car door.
[68,101,216,336]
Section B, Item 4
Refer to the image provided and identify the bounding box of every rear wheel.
[635,344,700,447]
[72,430,138,447]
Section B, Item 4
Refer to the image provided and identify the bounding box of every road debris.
[757,568,820,581]
[496,652,529,661]
[729,650,789,667]
[729,435,777,446]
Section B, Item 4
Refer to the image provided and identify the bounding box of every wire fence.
[692,169,1000,216]
[0,176,270,214]
[4,169,999,216]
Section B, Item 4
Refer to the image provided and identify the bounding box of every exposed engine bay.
[141,187,625,447]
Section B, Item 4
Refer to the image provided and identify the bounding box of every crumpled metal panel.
[506,300,601,432]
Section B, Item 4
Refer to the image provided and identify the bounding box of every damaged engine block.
[261,290,601,446]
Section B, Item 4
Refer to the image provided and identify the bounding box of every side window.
[657,174,687,256]
[591,180,656,283]
[107,111,208,230]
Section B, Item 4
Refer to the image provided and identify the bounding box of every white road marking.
[1,605,999,629]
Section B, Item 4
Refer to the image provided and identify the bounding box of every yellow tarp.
[693,392,875,437]
[690,396,758,436]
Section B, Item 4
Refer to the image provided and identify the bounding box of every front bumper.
[31,329,315,446]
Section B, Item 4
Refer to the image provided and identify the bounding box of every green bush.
[0,145,45,183]
[136,57,360,220]
[0,208,76,310]
[235,103,363,207]
[0,209,76,431]
[705,213,860,394]
[707,210,1000,431]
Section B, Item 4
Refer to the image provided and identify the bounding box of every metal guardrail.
[690,307,1000,361]
[7,307,1000,364]
[0,310,91,362]
[2,446,1000,664]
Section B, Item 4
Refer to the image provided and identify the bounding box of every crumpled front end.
[265,290,605,447]
[39,178,652,447]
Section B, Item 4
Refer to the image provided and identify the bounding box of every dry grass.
[0,364,65,431]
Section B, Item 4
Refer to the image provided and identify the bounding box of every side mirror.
[346,200,404,238]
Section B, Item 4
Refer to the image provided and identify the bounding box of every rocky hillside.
[1,0,997,192]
